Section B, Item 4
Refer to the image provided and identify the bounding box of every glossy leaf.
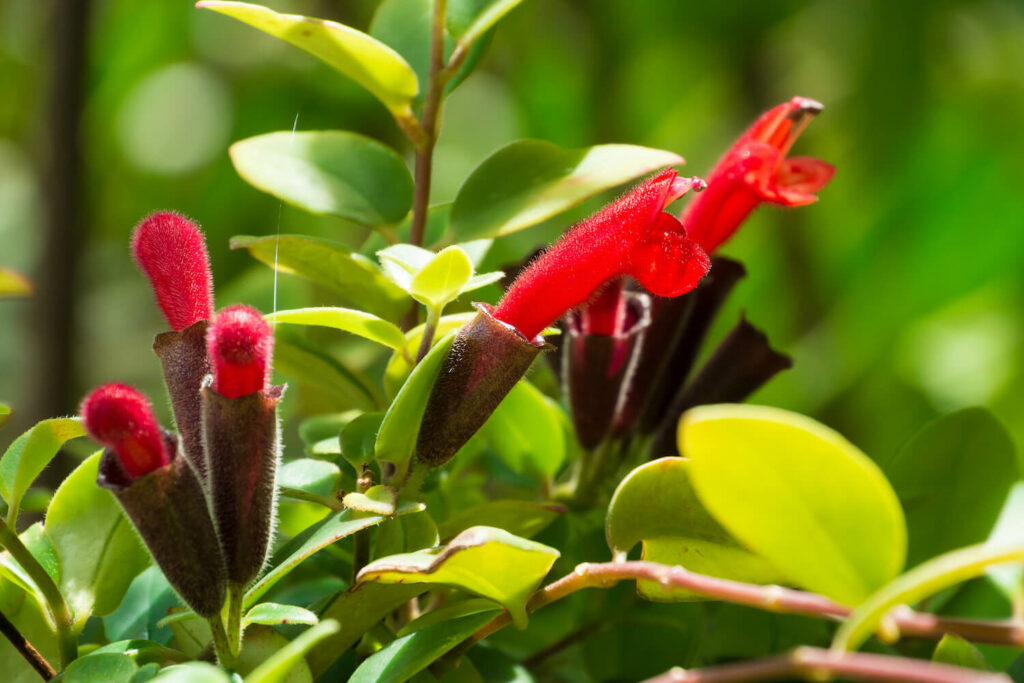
[244,603,318,627]
[62,652,137,682]
[349,609,499,683]
[376,331,456,480]
[153,663,231,682]
[92,639,188,667]
[378,244,436,291]
[833,543,1024,651]
[606,457,783,601]
[44,452,150,628]
[342,485,397,516]
[245,504,423,608]
[279,459,341,498]
[410,246,474,309]
[0,417,86,526]
[340,412,384,472]
[0,267,32,298]
[932,635,989,670]
[266,307,407,351]
[463,270,504,292]
[450,140,685,240]
[196,2,418,116]
[885,408,1018,567]
[681,404,906,605]
[230,131,413,226]
[103,567,179,644]
[273,331,378,410]
[377,510,439,557]
[358,525,559,628]
[384,313,474,395]
[299,412,359,446]
[438,500,564,541]
[231,235,408,320]
[244,620,338,683]
[448,0,524,47]
[481,381,565,480]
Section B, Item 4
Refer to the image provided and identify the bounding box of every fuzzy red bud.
[207,305,274,399]
[81,384,170,478]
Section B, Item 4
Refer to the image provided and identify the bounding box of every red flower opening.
[494,170,710,340]
[681,97,835,254]
[81,384,170,478]
[132,211,214,331]
[207,304,274,399]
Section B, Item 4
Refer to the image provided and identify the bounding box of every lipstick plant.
[1,2,1023,683]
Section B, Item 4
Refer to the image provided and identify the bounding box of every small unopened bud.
[131,211,214,331]
[207,305,274,399]
[81,384,170,478]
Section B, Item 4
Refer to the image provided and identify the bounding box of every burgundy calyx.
[154,320,212,480]
[97,430,227,617]
[416,303,550,467]
[650,315,793,457]
[564,291,651,450]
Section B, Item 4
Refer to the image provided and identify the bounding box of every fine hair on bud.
[131,211,214,331]
[81,383,170,478]
[206,304,274,399]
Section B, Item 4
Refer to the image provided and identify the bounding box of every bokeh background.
[2,0,1024,473]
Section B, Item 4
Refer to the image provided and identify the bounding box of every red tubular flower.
[681,97,835,254]
[81,384,170,478]
[132,211,214,331]
[207,305,274,399]
[493,170,710,340]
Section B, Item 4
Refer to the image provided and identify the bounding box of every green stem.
[226,583,244,662]
[415,305,441,363]
[279,487,345,512]
[207,614,236,670]
[0,519,76,669]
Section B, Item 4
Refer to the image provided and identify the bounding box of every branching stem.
[0,610,56,680]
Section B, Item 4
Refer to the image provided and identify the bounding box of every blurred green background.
[2,0,1024,469]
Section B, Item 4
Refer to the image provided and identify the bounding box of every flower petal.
[629,214,710,298]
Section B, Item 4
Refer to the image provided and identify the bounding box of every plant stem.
[408,0,448,247]
[639,647,1009,683]
[226,583,244,662]
[352,529,371,586]
[0,519,76,668]
[416,305,441,362]
[0,611,56,680]
[207,614,236,670]
[462,561,1024,653]
[279,487,345,512]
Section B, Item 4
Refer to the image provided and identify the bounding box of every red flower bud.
[207,305,274,399]
[494,170,710,340]
[131,211,214,331]
[81,384,170,478]
[681,97,835,254]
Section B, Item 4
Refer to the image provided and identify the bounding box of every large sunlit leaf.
[0,267,32,299]
[376,331,455,480]
[481,380,565,480]
[358,525,559,627]
[61,652,137,682]
[0,417,86,527]
[231,235,408,320]
[409,246,473,309]
[44,452,151,628]
[681,404,906,605]
[278,459,341,499]
[450,140,684,240]
[244,621,338,683]
[267,307,406,351]
[348,607,500,683]
[196,2,418,116]
[230,131,413,226]
[606,457,784,601]
[273,332,378,411]
[244,603,318,628]
[884,408,1018,567]
[833,543,1024,652]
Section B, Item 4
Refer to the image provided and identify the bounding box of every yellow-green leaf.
[266,307,406,350]
[0,417,86,527]
[410,246,474,309]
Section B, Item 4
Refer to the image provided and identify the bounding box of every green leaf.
[377,510,439,557]
[606,457,784,601]
[349,610,499,683]
[450,140,684,240]
[244,621,339,683]
[833,543,1024,651]
[273,331,378,410]
[0,417,86,527]
[153,663,231,682]
[384,314,474,396]
[885,408,1018,567]
[63,652,137,682]
[267,308,407,351]
[92,639,188,667]
[378,244,436,291]
[340,412,384,472]
[358,526,559,628]
[932,634,989,670]
[0,404,9,430]
[44,452,150,628]
[438,500,564,541]
[244,603,318,627]
[279,459,341,498]
[481,381,565,480]
[197,1,418,116]
[680,404,906,606]
[299,412,359,446]
[0,267,32,298]
[231,235,408,320]
[342,485,397,516]
[307,583,426,677]
[103,567,179,644]
[463,270,504,293]
[376,332,456,480]
[448,0,525,48]
[245,504,423,608]
[230,131,413,226]
[410,246,474,309]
